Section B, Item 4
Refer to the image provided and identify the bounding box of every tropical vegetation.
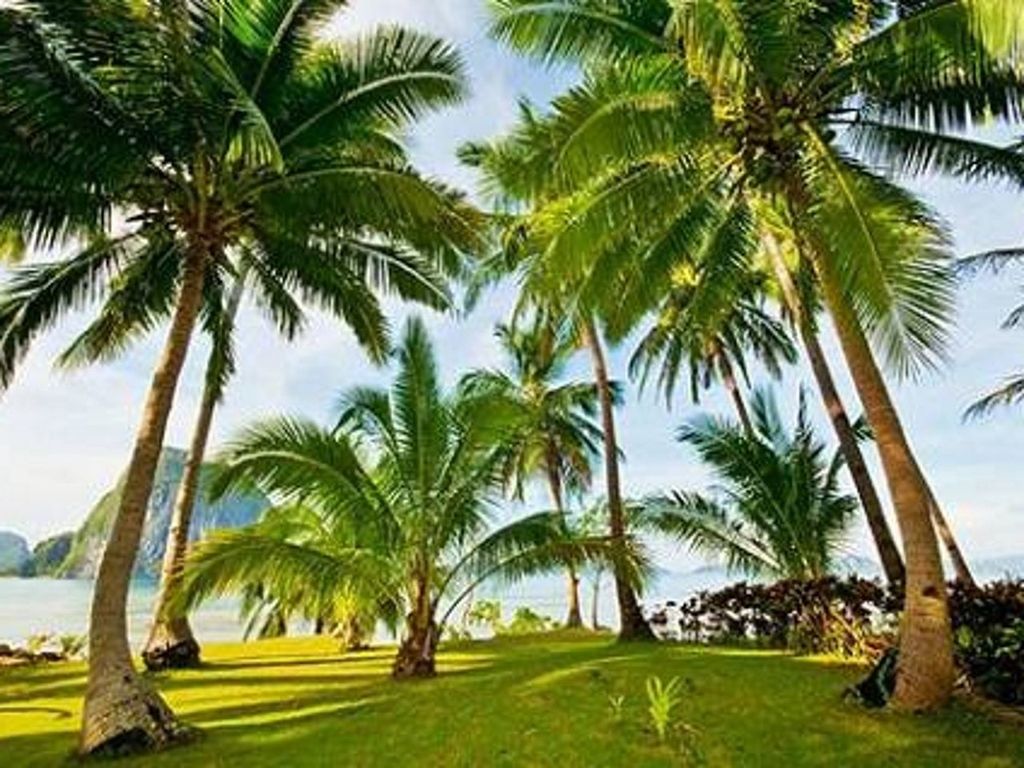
[0,0,1023,762]
[178,318,620,678]
[647,388,860,581]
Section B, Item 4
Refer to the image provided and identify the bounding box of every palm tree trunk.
[715,350,753,434]
[79,246,207,756]
[393,578,437,679]
[142,268,248,671]
[545,458,584,628]
[796,225,954,710]
[581,318,654,642]
[763,235,906,588]
[591,567,603,630]
[928,493,976,587]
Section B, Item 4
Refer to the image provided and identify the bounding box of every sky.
[0,0,1022,572]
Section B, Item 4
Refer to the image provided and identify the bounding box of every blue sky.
[0,0,1022,571]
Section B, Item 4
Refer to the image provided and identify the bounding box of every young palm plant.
[486,0,1023,709]
[462,312,604,627]
[646,388,859,581]
[0,1,478,753]
[180,318,621,679]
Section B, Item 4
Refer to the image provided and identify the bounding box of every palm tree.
[630,272,797,433]
[462,313,604,627]
[647,388,859,581]
[179,318,618,677]
[486,0,1022,708]
[761,227,906,588]
[0,1,478,753]
[462,139,656,644]
[960,249,1024,417]
[180,505,401,652]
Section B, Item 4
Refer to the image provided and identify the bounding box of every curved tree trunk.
[763,236,906,589]
[716,350,753,434]
[800,232,954,710]
[928,492,976,587]
[80,247,207,756]
[581,318,654,642]
[545,457,583,628]
[142,268,248,671]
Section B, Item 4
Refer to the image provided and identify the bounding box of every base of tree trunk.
[565,611,584,629]
[617,616,657,642]
[142,619,201,672]
[80,672,194,757]
[392,623,437,679]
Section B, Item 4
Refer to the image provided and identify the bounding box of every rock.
[58,447,269,580]
[27,532,74,576]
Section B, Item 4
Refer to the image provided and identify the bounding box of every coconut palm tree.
[0,1,478,753]
[486,0,1023,708]
[462,313,604,627]
[462,136,656,643]
[760,226,906,588]
[646,388,859,581]
[630,272,797,433]
[179,317,620,677]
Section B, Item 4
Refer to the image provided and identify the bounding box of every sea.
[0,568,741,648]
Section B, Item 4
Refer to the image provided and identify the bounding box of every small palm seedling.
[646,676,684,742]
[608,694,626,722]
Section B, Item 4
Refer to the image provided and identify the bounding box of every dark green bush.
[674,577,1024,707]
[949,580,1024,707]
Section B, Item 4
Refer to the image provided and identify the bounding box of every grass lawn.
[1,632,1022,766]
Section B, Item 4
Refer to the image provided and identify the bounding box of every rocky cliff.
[58,447,268,580]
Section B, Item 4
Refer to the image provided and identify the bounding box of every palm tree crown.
[647,388,859,581]
[181,318,616,677]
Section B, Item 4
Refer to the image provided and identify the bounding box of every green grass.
[1,633,1022,766]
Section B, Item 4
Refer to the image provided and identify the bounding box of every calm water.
[0,578,244,647]
[0,570,734,648]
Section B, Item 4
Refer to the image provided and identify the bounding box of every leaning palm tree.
[486,0,1022,709]
[462,313,604,627]
[630,272,797,433]
[181,318,622,678]
[0,2,477,754]
[647,388,859,581]
[759,223,905,588]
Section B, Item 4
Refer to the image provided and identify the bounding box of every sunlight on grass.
[1,635,1022,767]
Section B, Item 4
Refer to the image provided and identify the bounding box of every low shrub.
[671,577,1024,707]
[675,577,897,658]
[949,580,1024,706]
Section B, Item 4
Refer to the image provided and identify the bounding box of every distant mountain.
[0,531,31,575]
[58,447,269,580]
[24,532,74,577]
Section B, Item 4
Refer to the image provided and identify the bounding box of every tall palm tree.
[630,272,797,433]
[486,0,1022,708]
[179,318,619,677]
[760,225,906,588]
[462,313,604,627]
[462,136,656,643]
[0,1,478,753]
[647,388,859,581]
